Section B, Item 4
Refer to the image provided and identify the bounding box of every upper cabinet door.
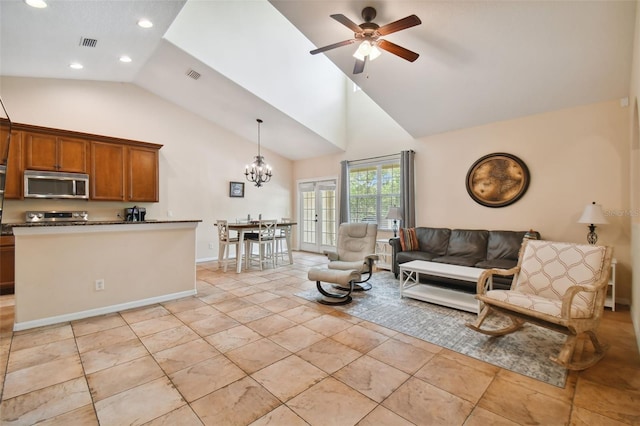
[24,132,88,173]
[3,130,23,199]
[128,147,158,202]
[57,137,88,173]
[24,133,58,171]
[90,141,126,201]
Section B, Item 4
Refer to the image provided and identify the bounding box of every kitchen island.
[10,220,201,331]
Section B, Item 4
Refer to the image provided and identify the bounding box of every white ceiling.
[0,0,637,160]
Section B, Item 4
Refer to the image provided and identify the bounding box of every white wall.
[0,76,294,261]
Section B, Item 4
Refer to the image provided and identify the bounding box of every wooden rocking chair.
[466,239,613,370]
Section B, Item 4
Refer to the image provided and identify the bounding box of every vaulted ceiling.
[0,0,636,160]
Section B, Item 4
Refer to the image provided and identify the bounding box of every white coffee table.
[399,260,490,314]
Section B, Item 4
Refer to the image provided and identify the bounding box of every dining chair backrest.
[257,220,277,241]
[216,220,230,241]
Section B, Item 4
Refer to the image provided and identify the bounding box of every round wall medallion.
[466,152,530,208]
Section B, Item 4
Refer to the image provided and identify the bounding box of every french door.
[298,179,337,253]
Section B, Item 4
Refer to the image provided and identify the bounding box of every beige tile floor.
[0,251,639,425]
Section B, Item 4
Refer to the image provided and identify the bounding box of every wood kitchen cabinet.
[2,122,161,201]
[24,132,88,173]
[1,126,22,199]
[0,235,15,295]
[128,146,159,202]
[91,142,159,202]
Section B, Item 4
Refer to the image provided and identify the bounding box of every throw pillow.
[399,227,419,251]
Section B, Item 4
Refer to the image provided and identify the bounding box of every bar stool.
[275,217,291,265]
[245,219,277,270]
[216,220,241,272]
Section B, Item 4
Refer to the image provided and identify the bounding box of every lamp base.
[586,224,598,245]
[392,219,398,238]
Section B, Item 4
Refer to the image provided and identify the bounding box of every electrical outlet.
[209,243,214,249]
[95,279,105,291]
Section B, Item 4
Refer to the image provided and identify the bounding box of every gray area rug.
[297,271,568,387]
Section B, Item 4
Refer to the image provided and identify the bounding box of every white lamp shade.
[578,202,608,225]
[385,207,403,220]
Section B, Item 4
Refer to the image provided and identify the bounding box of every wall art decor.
[466,153,529,207]
[229,181,245,198]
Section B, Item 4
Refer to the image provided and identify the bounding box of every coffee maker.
[124,206,146,222]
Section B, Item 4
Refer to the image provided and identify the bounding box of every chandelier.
[244,118,272,187]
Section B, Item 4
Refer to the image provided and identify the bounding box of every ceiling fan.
[310,6,421,74]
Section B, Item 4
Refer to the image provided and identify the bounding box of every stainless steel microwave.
[24,170,89,199]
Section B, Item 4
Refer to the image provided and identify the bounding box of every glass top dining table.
[226,221,296,273]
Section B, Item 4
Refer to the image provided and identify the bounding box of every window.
[347,156,400,230]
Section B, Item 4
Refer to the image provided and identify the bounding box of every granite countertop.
[2,219,202,235]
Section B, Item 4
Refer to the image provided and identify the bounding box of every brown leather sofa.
[390,228,531,291]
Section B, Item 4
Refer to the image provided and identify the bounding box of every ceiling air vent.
[186,69,201,80]
[79,37,98,48]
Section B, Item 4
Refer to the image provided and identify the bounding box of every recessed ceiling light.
[69,62,83,70]
[119,56,132,63]
[137,19,153,29]
[25,0,47,8]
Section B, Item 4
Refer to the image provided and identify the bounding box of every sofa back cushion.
[486,230,527,260]
[415,227,450,255]
[447,229,489,258]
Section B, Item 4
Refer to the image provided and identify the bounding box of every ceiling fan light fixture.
[353,41,372,61]
[369,43,382,61]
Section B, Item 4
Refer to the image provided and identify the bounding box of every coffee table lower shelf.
[399,260,488,314]
[401,284,479,314]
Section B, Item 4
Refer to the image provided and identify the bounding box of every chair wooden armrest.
[559,283,604,319]
[476,266,520,295]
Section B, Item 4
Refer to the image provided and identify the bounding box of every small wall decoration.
[466,153,529,208]
[229,181,245,198]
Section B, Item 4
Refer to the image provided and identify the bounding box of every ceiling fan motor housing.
[361,6,377,22]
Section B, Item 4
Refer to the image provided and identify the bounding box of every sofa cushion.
[475,258,518,270]
[399,227,419,251]
[446,229,489,258]
[486,231,526,260]
[431,256,481,267]
[415,228,450,256]
[397,251,438,264]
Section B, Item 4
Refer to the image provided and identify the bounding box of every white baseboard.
[196,256,216,263]
[13,289,196,331]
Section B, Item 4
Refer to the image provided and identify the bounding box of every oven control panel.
[25,210,89,223]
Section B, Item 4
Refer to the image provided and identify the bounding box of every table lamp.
[577,201,608,245]
[385,207,403,238]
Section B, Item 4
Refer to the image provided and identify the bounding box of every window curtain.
[400,150,416,227]
[338,160,349,224]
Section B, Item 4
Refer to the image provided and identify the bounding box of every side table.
[375,238,392,271]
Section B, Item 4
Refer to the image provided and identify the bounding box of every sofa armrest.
[389,237,402,277]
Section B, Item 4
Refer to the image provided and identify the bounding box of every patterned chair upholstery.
[466,239,614,370]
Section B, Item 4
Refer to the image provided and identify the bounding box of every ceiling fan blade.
[377,15,421,36]
[310,39,356,55]
[331,14,363,33]
[353,57,366,74]
[377,39,419,62]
